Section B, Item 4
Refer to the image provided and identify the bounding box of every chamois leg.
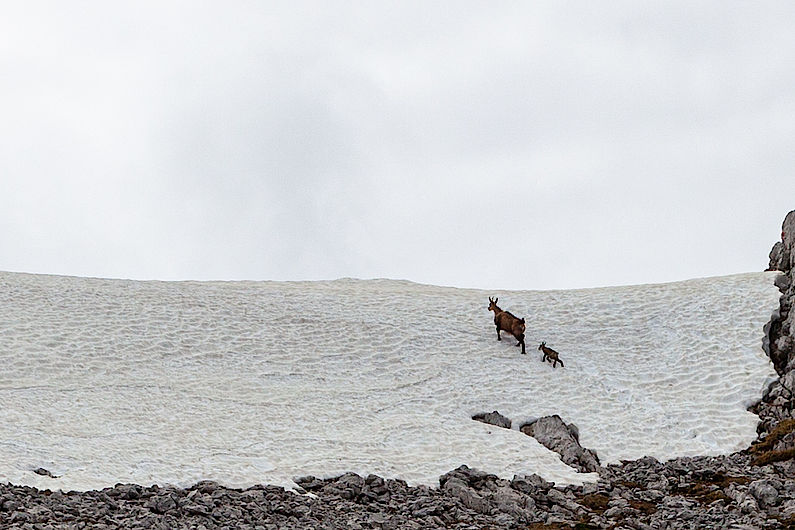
[496,325,501,340]
[517,334,526,354]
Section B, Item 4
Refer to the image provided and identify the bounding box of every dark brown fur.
[488,297,526,354]
[538,341,564,368]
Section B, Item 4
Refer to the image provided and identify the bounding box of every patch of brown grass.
[673,475,749,505]
[750,419,795,467]
[751,419,795,454]
[701,490,731,504]
[577,493,610,514]
[775,515,795,529]
[526,521,598,530]
[628,499,657,515]
[723,475,752,486]
[753,447,795,466]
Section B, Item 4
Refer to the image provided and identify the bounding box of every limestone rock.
[748,479,780,508]
[520,415,601,473]
[472,410,512,429]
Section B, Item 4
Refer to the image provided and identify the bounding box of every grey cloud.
[1,1,794,289]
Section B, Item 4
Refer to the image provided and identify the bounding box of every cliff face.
[765,210,795,375]
[757,210,795,436]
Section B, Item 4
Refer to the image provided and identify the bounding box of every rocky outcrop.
[768,210,795,272]
[471,410,512,429]
[0,469,598,529]
[6,455,795,529]
[765,210,795,375]
[590,453,795,528]
[520,414,601,473]
[32,468,58,479]
[470,410,601,473]
[755,210,795,442]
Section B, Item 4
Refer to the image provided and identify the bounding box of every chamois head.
[488,297,499,312]
[538,341,546,351]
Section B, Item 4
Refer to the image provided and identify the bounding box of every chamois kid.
[538,341,564,368]
[487,297,526,354]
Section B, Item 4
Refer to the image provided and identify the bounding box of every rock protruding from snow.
[472,410,512,429]
[520,415,601,473]
[32,468,58,479]
[768,210,795,273]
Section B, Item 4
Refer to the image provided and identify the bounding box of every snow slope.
[0,271,780,491]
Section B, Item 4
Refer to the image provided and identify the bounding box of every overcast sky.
[1,1,793,290]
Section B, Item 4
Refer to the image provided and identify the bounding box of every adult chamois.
[538,341,564,368]
[487,297,526,354]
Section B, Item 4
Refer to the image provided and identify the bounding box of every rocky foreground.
[3,211,795,529]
